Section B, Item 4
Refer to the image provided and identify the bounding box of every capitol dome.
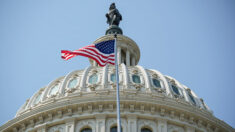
[15,35,211,117]
[0,3,234,132]
[0,34,234,132]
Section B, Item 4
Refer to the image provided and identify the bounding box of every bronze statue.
[106,3,122,26]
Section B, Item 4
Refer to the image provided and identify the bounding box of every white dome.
[16,64,211,117]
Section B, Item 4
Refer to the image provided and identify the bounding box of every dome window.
[152,78,161,88]
[132,75,141,84]
[111,73,116,82]
[200,98,207,110]
[188,92,196,105]
[89,74,98,84]
[81,128,92,132]
[141,128,152,132]
[171,85,180,95]
[49,84,59,96]
[33,93,41,105]
[68,78,78,89]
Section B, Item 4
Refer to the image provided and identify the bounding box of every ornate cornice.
[0,91,233,132]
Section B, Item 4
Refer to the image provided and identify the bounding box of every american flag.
[61,40,115,67]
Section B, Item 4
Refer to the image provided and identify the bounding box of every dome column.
[131,56,136,66]
[126,50,130,66]
[117,47,121,65]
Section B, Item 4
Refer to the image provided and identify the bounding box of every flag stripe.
[64,48,115,60]
[71,45,115,58]
[67,52,115,66]
[62,50,114,63]
[77,53,115,66]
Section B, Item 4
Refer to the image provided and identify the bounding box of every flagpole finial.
[105,3,123,35]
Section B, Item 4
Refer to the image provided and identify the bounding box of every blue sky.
[0,0,235,128]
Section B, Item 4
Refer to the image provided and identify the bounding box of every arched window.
[89,74,98,84]
[49,84,59,95]
[68,78,78,89]
[33,93,41,105]
[152,78,161,88]
[110,126,122,132]
[132,75,141,84]
[111,73,116,82]
[171,85,180,95]
[141,128,152,132]
[81,128,92,132]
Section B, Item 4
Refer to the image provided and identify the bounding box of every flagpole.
[114,34,122,132]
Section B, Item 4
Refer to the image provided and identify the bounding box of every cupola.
[89,3,140,67]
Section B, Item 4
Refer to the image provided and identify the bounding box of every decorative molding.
[140,105,145,113]
[130,104,135,112]
[170,111,175,119]
[98,105,103,112]
[57,110,62,118]
[197,119,203,128]
[29,119,35,127]
[78,107,83,114]
[88,104,93,113]
[38,116,43,124]
[120,104,124,112]
[160,108,165,116]
[20,123,26,131]
[180,113,185,121]
[48,113,53,121]
[132,83,143,91]
[67,108,73,116]
[12,127,18,132]
[189,116,194,124]
[88,84,98,91]
[150,107,155,114]
[1,89,234,132]
[109,104,114,112]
